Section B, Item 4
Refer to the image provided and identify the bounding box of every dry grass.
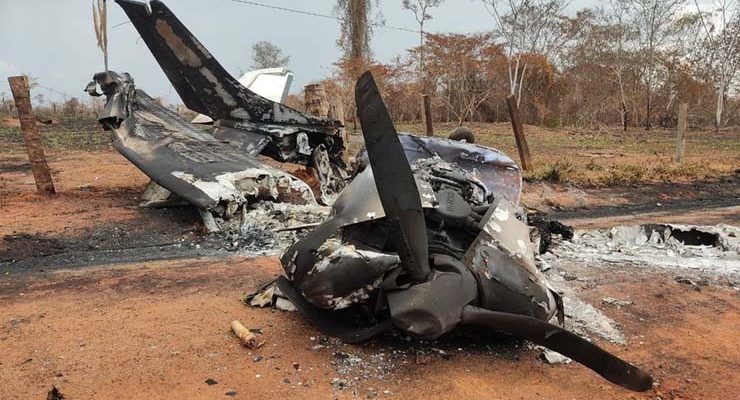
[393,122,740,186]
[0,115,108,152]
[2,115,738,187]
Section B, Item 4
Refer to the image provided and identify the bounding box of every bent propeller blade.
[354,71,430,283]
[461,306,654,392]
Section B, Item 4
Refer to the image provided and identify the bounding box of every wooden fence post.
[8,76,55,195]
[420,94,433,136]
[674,102,688,164]
[505,95,533,172]
[304,83,329,118]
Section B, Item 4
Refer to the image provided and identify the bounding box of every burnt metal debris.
[87,0,349,227]
[250,72,654,392]
[85,0,653,392]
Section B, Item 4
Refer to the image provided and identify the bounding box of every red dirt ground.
[1,256,737,399]
[1,150,738,399]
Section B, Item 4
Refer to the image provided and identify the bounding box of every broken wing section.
[115,0,333,126]
[87,71,315,214]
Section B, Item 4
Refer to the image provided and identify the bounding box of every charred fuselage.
[94,0,348,206]
[258,72,653,393]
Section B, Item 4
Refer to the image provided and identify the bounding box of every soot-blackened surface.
[0,206,223,273]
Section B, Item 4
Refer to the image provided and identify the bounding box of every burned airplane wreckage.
[89,0,652,392]
[250,73,653,392]
[87,0,348,229]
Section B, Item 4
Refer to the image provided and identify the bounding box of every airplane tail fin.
[116,0,329,125]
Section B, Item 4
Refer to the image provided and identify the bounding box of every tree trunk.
[621,102,628,132]
[715,82,724,132]
[644,86,652,130]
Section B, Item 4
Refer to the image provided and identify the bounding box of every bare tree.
[424,33,500,124]
[250,41,290,70]
[481,0,573,107]
[692,0,740,130]
[586,0,639,130]
[628,0,686,129]
[402,0,445,80]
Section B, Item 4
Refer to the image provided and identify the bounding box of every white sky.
[1,0,603,105]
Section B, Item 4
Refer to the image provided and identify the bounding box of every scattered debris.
[415,350,432,365]
[431,348,452,360]
[602,297,634,307]
[248,72,653,392]
[547,224,740,283]
[331,377,350,391]
[222,202,329,254]
[543,272,628,345]
[541,349,572,364]
[674,275,711,290]
[528,212,575,254]
[231,320,264,349]
[46,386,64,400]
[275,298,297,312]
[88,0,352,235]
[17,357,32,366]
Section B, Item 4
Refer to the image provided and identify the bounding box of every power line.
[112,0,417,34]
[227,0,417,33]
[229,0,341,22]
[36,84,74,100]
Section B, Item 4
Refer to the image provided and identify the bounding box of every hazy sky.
[0,0,601,105]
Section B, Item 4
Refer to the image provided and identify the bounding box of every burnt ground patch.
[550,176,740,221]
[0,161,31,173]
[0,205,229,273]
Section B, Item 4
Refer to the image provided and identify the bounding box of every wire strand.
[112,0,417,33]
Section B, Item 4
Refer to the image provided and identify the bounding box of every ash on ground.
[310,334,528,397]
[210,202,330,254]
[542,223,740,286]
[532,223,740,345]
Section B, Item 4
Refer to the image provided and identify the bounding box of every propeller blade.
[355,71,430,283]
[461,305,653,392]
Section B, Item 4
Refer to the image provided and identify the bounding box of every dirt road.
[1,150,739,399]
[1,254,738,399]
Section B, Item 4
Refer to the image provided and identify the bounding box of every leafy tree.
[402,0,445,84]
[481,0,579,107]
[250,41,290,70]
[422,33,502,124]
